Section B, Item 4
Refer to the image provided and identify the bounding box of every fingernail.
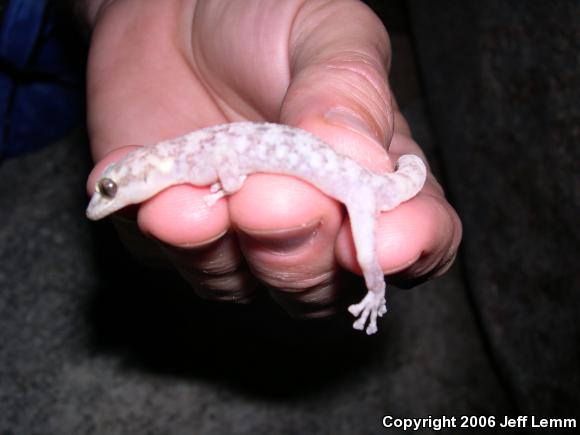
[240,220,320,254]
[324,108,380,143]
[174,229,229,250]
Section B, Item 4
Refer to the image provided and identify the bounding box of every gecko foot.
[209,182,222,193]
[348,291,387,335]
[203,189,225,207]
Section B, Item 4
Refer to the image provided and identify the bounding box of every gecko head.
[85,156,140,221]
[86,175,128,220]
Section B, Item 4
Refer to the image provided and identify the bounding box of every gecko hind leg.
[346,199,387,335]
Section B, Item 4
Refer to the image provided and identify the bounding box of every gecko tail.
[378,154,427,211]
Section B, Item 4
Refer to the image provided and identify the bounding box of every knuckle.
[268,274,343,318]
[325,55,391,106]
[252,266,335,292]
[432,250,458,278]
[266,270,364,319]
[178,265,257,303]
[321,56,394,138]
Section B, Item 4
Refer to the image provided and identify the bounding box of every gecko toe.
[354,306,371,331]
[365,321,378,335]
[352,317,366,330]
[203,191,225,207]
[366,306,379,335]
[209,182,222,193]
[348,302,364,317]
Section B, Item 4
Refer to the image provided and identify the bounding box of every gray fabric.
[408,0,580,417]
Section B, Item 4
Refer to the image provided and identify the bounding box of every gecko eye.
[97,178,118,198]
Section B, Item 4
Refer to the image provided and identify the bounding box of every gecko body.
[87,122,427,334]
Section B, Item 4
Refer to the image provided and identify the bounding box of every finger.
[136,185,263,302]
[228,1,397,316]
[388,193,462,287]
[85,0,264,302]
[87,145,230,245]
[88,147,257,301]
[282,0,395,170]
[87,147,170,266]
[230,1,393,316]
[160,231,258,303]
[229,173,347,318]
[335,191,462,285]
[376,114,462,285]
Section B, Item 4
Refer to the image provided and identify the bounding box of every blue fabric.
[0,0,86,159]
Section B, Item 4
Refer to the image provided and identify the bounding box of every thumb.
[280,0,395,172]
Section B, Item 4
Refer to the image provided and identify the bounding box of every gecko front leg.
[345,195,387,335]
[204,182,227,207]
[203,175,248,207]
[203,148,247,207]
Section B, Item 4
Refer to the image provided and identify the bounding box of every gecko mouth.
[86,194,118,220]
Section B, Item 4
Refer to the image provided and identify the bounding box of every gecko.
[86,122,427,334]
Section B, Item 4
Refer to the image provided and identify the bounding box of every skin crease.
[85,0,462,319]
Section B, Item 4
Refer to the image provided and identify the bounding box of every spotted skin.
[87,122,427,334]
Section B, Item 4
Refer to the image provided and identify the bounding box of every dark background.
[1,1,578,433]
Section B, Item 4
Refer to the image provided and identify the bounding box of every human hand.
[85,0,462,319]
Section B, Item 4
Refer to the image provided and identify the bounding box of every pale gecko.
[86,122,427,334]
